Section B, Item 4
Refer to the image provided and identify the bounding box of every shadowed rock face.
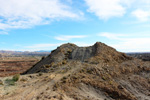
[70,42,132,62]
[70,46,94,61]
[25,42,132,74]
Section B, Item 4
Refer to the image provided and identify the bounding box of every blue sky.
[0,0,150,52]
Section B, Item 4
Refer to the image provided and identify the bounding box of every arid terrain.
[0,51,50,77]
[0,42,150,100]
[0,56,39,77]
[127,53,150,61]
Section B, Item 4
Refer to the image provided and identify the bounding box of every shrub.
[45,64,51,68]
[8,80,15,85]
[62,60,67,64]
[12,74,20,81]
[20,78,28,82]
[5,79,15,86]
[41,56,45,60]
[38,72,43,76]
[5,74,20,86]
[0,80,3,85]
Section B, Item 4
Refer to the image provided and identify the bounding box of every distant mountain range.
[0,50,51,56]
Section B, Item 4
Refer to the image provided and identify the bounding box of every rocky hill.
[25,42,132,74]
[1,42,150,100]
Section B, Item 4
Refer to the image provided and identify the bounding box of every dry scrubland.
[0,42,150,100]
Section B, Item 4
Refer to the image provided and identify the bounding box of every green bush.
[5,74,20,86]
[12,74,20,81]
[5,79,15,86]
[5,74,20,85]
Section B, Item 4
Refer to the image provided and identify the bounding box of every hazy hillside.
[127,53,150,61]
[0,50,50,57]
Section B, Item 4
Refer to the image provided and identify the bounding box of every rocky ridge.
[25,42,132,74]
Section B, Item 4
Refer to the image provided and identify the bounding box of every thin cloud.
[0,31,8,35]
[112,38,150,52]
[25,43,60,49]
[84,0,129,20]
[24,43,62,51]
[65,0,73,4]
[98,32,127,40]
[24,42,92,51]
[0,0,82,30]
[129,0,150,22]
[0,42,6,44]
[131,9,150,22]
[55,35,88,41]
[84,0,150,22]
[99,32,150,52]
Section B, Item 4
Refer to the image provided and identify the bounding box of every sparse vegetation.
[20,78,28,82]
[62,60,67,64]
[4,74,20,86]
[5,78,16,86]
[0,80,3,85]
[12,74,20,81]
[41,56,45,60]
[38,72,43,76]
